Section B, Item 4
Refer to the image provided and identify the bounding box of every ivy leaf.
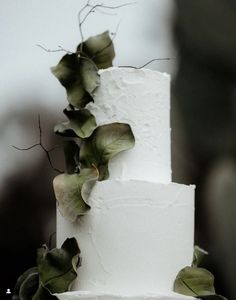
[53,167,99,221]
[37,238,80,294]
[80,58,100,94]
[54,109,97,139]
[196,295,228,300]
[63,140,80,174]
[51,54,99,108]
[12,267,39,300]
[80,123,135,180]
[174,266,215,297]
[78,31,115,69]
[192,245,208,268]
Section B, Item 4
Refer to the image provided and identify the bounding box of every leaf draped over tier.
[51,54,99,108]
[80,123,135,180]
[53,167,99,221]
[54,108,97,139]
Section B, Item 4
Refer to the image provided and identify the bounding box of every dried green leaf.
[78,31,115,69]
[53,167,99,221]
[80,123,135,180]
[192,245,208,268]
[55,108,97,139]
[174,266,215,297]
[80,58,100,93]
[37,238,80,294]
[51,54,99,108]
[12,267,39,300]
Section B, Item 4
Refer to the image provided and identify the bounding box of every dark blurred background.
[0,1,235,299]
[172,1,236,299]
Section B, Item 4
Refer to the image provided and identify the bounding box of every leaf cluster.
[174,246,228,300]
[12,238,80,300]
[52,31,135,221]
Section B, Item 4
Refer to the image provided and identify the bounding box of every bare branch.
[36,44,73,54]
[12,143,40,151]
[12,115,63,174]
[78,1,136,45]
[119,57,176,69]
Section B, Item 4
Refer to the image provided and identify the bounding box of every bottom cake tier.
[57,180,195,295]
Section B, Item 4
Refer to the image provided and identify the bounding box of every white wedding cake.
[56,68,195,300]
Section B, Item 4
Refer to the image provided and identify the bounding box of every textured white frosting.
[57,68,195,300]
[57,180,195,295]
[86,68,171,183]
[54,291,194,300]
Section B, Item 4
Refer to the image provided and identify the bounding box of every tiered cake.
[56,68,195,300]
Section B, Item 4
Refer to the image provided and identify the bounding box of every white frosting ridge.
[57,180,195,295]
[86,67,171,183]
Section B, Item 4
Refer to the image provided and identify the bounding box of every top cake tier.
[87,67,171,183]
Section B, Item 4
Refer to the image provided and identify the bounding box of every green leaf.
[54,108,97,139]
[80,58,100,93]
[78,31,115,69]
[63,140,80,174]
[80,123,135,180]
[192,245,208,268]
[53,167,99,221]
[51,54,99,108]
[37,238,80,294]
[12,267,39,300]
[19,272,39,300]
[174,266,215,297]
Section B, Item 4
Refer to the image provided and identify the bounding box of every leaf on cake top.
[54,108,97,139]
[79,123,135,180]
[12,238,80,300]
[53,167,99,221]
[77,31,115,69]
[51,54,99,108]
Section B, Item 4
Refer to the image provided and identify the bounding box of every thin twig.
[119,57,176,69]
[12,115,63,174]
[78,1,136,45]
[36,44,73,54]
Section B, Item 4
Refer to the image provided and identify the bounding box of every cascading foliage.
[52,31,135,222]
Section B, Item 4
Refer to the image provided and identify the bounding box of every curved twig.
[119,57,176,69]
[12,115,63,174]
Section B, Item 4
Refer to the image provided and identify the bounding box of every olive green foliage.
[12,238,80,300]
[52,31,135,220]
[174,246,228,299]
